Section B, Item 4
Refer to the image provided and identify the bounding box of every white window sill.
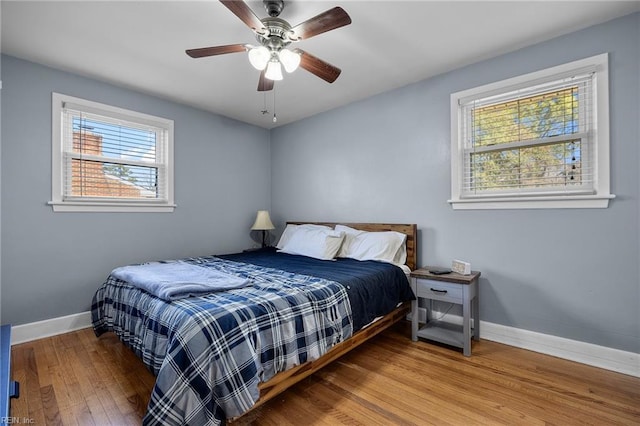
[448,194,615,210]
[48,201,176,213]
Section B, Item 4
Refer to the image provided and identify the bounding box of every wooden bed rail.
[230,302,411,422]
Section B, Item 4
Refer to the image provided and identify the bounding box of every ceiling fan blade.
[296,49,341,83]
[289,7,351,40]
[219,0,267,34]
[186,44,247,58]
[257,70,274,92]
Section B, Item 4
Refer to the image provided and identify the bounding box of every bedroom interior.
[1,0,639,424]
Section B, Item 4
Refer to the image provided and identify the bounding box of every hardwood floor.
[10,322,640,425]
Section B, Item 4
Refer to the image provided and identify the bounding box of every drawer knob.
[430,288,448,294]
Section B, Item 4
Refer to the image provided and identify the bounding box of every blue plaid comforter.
[91,256,353,425]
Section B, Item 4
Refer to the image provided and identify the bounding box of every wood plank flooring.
[10,322,640,425]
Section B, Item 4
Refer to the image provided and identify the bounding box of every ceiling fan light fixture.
[278,49,301,73]
[187,1,352,91]
[265,60,283,81]
[248,46,271,70]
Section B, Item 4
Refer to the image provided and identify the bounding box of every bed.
[91,222,417,425]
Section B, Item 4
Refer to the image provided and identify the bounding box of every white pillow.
[393,242,408,266]
[278,227,345,260]
[335,224,407,265]
[276,224,332,250]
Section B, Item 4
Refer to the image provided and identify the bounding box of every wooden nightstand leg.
[411,278,418,341]
[473,291,480,342]
[462,287,471,356]
[411,298,418,341]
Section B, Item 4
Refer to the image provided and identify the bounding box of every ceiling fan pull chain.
[273,87,277,123]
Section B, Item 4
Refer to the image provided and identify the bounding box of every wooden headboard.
[287,222,418,271]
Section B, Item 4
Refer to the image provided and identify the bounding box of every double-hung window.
[449,53,613,209]
[50,93,175,212]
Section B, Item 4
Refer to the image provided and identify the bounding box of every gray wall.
[1,55,271,325]
[1,14,638,355]
[271,13,640,353]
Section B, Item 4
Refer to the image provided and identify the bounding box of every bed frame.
[231,222,418,420]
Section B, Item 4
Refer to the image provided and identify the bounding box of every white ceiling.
[2,1,639,129]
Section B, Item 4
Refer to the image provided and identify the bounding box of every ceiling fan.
[186,0,352,92]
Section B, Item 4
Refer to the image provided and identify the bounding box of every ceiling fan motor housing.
[257,17,292,50]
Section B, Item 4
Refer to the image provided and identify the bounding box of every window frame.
[50,93,175,212]
[449,53,614,209]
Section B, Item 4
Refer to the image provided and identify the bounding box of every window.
[449,54,614,209]
[50,93,175,212]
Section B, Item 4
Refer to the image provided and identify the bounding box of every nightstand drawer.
[414,279,463,303]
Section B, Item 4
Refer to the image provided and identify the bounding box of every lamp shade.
[251,210,275,231]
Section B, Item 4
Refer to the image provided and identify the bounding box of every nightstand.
[410,268,481,356]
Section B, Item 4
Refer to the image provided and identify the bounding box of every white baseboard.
[481,321,639,378]
[11,311,93,345]
[12,310,640,377]
[413,309,639,378]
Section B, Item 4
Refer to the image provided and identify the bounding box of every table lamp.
[251,210,275,248]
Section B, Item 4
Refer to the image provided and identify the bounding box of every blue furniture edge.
[1,324,20,423]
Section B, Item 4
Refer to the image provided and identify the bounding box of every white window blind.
[460,74,594,197]
[51,93,175,212]
[449,53,613,209]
